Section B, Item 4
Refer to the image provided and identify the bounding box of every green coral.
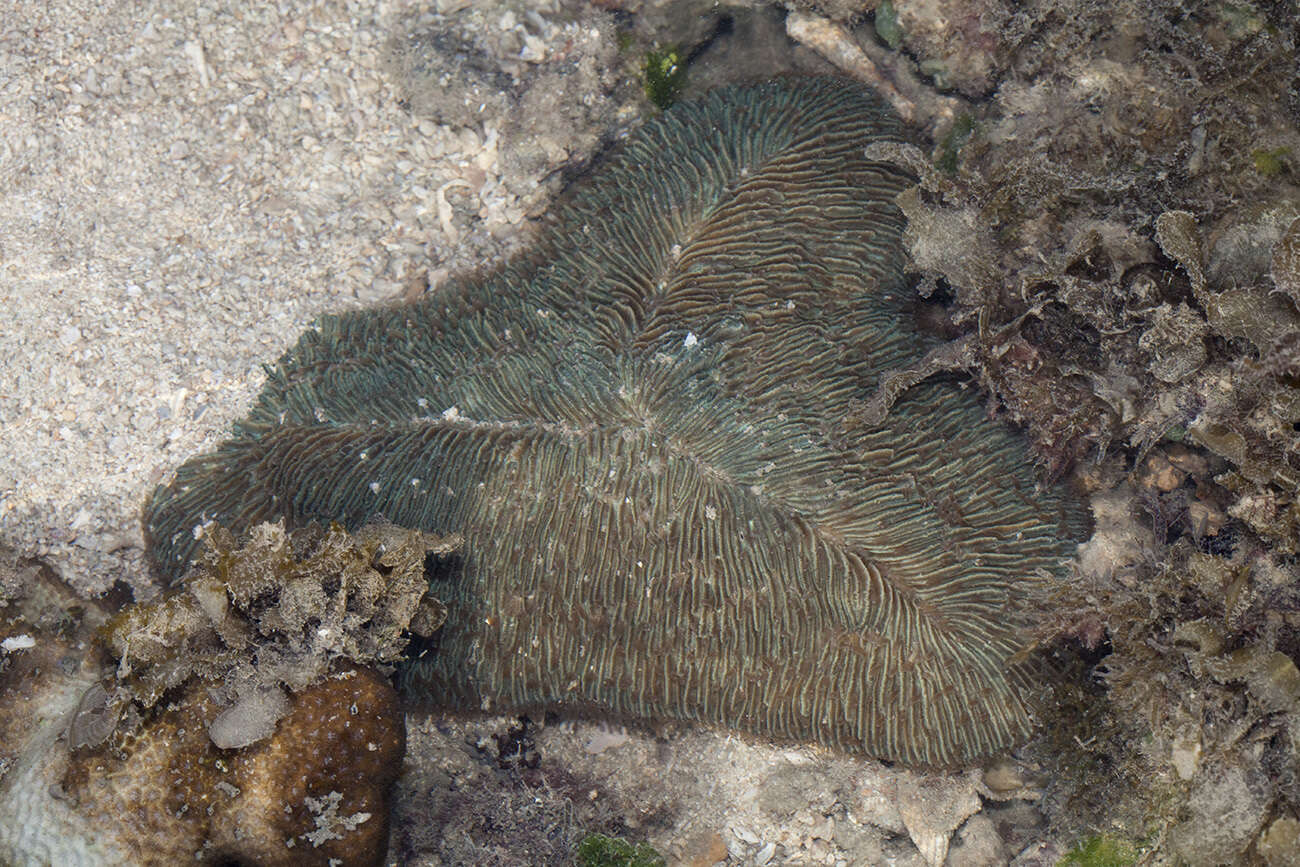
[575,834,665,867]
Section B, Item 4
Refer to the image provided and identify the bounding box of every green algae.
[1058,835,1139,867]
[936,113,976,175]
[642,45,685,110]
[1252,146,1291,176]
[874,0,902,49]
[575,834,665,867]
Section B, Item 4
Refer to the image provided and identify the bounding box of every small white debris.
[683,331,698,348]
[441,405,461,421]
[520,34,548,63]
[183,40,211,89]
[583,728,631,755]
[208,686,290,750]
[1,634,36,653]
[301,791,371,848]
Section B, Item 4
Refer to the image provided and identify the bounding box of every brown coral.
[62,665,403,867]
[1,523,449,865]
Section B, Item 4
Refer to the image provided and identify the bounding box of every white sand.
[0,0,548,595]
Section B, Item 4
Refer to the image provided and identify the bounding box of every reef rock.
[0,523,451,866]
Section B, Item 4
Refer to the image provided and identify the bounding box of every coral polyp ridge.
[145,77,1088,768]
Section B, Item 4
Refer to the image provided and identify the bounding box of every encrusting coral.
[145,77,1087,768]
[0,522,454,866]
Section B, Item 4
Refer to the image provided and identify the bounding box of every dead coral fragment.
[1137,302,1207,383]
[1154,210,1206,297]
[103,520,458,713]
[1258,816,1300,866]
[1169,761,1272,867]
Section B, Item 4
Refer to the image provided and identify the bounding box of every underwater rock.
[1272,217,1300,309]
[787,0,876,23]
[145,77,1086,768]
[894,769,981,867]
[1169,761,1270,867]
[888,0,1014,97]
[1258,816,1300,867]
[946,813,1006,867]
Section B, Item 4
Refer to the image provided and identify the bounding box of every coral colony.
[146,78,1086,768]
